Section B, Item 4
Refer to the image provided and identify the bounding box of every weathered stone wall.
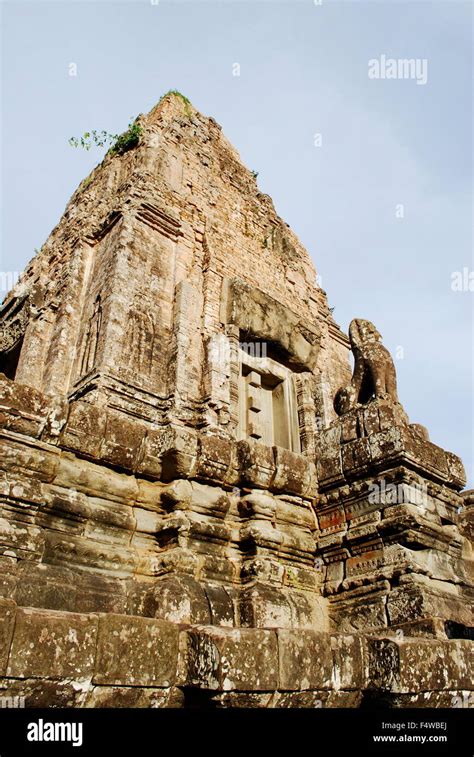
[0,379,326,629]
[0,93,472,708]
[0,598,471,708]
[0,94,349,422]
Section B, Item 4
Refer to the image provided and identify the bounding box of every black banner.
[0,707,471,755]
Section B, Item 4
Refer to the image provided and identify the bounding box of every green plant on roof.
[69,119,142,155]
[109,121,142,154]
[159,90,192,116]
[251,170,259,179]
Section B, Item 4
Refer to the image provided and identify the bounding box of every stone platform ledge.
[316,401,466,491]
[0,376,316,496]
[0,598,472,708]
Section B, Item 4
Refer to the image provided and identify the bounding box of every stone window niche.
[0,336,24,381]
[238,348,301,452]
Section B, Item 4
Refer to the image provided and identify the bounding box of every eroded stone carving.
[334,318,400,415]
[0,297,30,355]
[123,300,155,376]
[80,295,102,376]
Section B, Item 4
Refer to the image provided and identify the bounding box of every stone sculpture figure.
[80,295,102,376]
[124,303,155,376]
[334,318,399,415]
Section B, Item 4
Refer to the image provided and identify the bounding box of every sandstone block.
[135,427,162,479]
[0,598,16,675]
[183,626,278,691]
[0,677,91,707]
[204,584,235,627]
[94,614,179,687]
[7,607,98,679]
[445,450,467,489]
[160,426,198,481]
[145,575,211,625]
[397,639,473,692]
[101,412,145,471]
[237,440,275,489]
[330,633,368,690]
[196,434,236,484]
[0,379,60,439]
[61,401,106,459]
[341,438,371,477]
[316,425,344,487]
[272,446,314,496]
[208,691,274,708]
[278,629,332,690]
[222,277,319,370]
[85,685,183,708]
[0,436,59,483]
[239,583,293,629]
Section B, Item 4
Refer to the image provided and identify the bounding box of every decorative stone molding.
[0,297,30,356]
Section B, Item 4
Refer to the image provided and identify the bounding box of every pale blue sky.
[1,0,472,485]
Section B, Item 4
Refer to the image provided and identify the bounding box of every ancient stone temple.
[0,92,472,708]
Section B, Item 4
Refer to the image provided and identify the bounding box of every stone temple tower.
[0,93,472,708]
